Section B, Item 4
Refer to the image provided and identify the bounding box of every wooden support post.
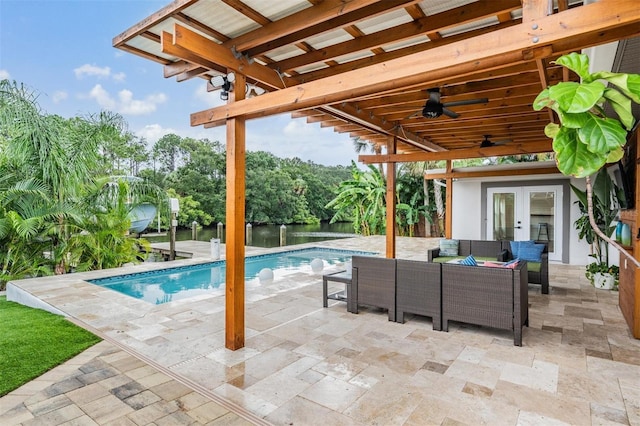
[445,160,453,239]
[386,136,396,259]
[225,72,246,351]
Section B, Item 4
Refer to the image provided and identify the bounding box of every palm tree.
[0,80,154,286]
[326,162,386,235]
[352,137,384,177]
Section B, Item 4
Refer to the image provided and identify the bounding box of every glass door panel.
[487,185,562,262]
[528,191,555,253]
[492,192,515,240]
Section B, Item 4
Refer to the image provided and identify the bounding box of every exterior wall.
[451,180,483,240]
[449,172,594,266]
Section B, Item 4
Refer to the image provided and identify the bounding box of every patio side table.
[322,270,352,310]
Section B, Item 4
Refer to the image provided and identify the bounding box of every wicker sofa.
[441,261,529,346]
[350,256,528,343]
[428,239,549,294]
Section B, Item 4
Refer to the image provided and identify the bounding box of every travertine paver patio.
[2,236,640,425]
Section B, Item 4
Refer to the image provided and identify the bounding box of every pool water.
[89,248,374,304]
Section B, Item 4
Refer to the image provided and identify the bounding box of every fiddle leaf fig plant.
[533,52,640,177]
[534,52,640,271]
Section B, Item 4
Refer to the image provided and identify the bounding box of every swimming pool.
[88,247,374,304]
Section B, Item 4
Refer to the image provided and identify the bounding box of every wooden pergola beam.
[425,166,560,180]
[191,1,640,126]
[272,0,522,73]
[221,0,382,53]
[168,23,435,150]
[245,0,421,58]
[359,140,552,163]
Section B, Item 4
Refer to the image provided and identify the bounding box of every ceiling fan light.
[422,100,443,118]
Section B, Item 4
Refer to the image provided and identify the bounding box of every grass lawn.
[0,296,101,397]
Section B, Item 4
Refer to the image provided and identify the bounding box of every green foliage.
[166,188,213,227]
[395,170,428,237]
[570,168,621,269]
[0,296,101,397]
[158,141,350,226]
[0,80,160,287]
[326,163,387,235]
[534,52,640,177]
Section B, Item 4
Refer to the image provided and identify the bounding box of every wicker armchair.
[441,261,529,346]
[500,241,549,294]
[396,259,442,330]
[350,256,396,321]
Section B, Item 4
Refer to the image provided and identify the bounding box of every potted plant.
[534,52,640,276]
[571,167,623,289]
[586,262,619,290]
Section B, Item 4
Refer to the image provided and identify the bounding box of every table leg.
[322,276,328,308]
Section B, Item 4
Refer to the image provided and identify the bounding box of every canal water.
[144,222,356,248]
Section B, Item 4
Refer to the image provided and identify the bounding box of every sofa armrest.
[427,248,440,262]
[497,249,511,262]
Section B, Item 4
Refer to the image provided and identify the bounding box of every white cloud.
[52,91,68,103]
[88,84,116,109]
[135,123,179,144]
[86,84,167,116]
[0,69,10,80]
[113,72,126,83]
[118,89,167,115]
[74,64,111,79]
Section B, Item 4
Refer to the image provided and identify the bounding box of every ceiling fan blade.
[442,107,459,119]
[442,97,488,107]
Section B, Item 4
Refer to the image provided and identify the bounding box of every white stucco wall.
[451,180,483,240]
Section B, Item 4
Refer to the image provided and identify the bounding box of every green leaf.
[602,88,635,130]
[553,127,606,177]
[606,146,624,163]
[592,72,640,103]
[544,122,560,139]
[554,52,590,80]
[577,115,627,155]
[556,110,591,129]
[532,88,554,111]
[548,81,605,113]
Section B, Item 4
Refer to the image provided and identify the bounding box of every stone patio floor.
[1,236,639,425]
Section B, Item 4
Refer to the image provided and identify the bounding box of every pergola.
[114,0,640,349]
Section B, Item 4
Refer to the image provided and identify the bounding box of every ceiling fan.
[480,135,510,148]
[420,88,488,119]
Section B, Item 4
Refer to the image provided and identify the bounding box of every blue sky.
[0,0,360,167]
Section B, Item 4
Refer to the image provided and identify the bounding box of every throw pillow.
[509,240,534,258]
[459,254,477,266]
[439,239,459,257]
[518,241,545,263]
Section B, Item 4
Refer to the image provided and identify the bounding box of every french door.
[487,185,562,261]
